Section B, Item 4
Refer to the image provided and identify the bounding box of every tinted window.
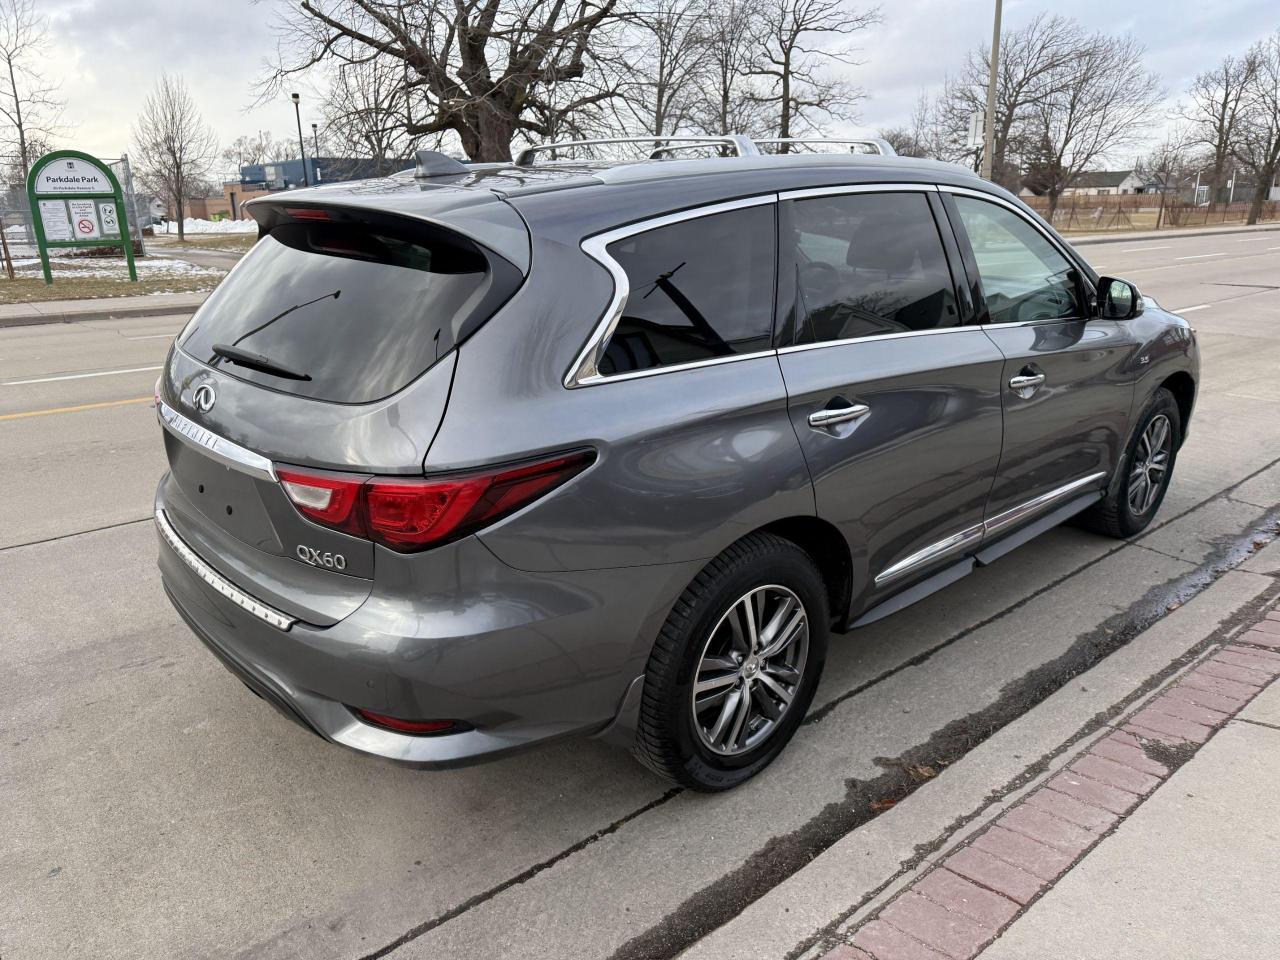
[953,197,1083,325]
[785,192,958,345]
[179,219,519,404]
[598,204,775,376]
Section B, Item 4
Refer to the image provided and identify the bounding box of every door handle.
[1009,373,1046,392]
[808,403,870,428]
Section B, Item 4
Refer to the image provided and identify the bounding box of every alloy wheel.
[1128,414,1172,516]
[690,584,809,757]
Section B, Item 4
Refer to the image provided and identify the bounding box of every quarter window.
[598,204,776,377]
[783,191,959,345]
[952,196,1083,325]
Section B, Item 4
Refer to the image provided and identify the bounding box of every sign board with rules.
[26,150,137,285]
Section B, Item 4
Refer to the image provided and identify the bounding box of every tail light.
[277,450,594,552]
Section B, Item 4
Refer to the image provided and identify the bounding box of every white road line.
[1175,253,1226,260]
[2,364,163,386]
[1236,237,1270,242]
[1121,246,1171,252]
[1177,304,1211,313]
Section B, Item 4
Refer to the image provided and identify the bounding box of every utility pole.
[981,0,1003,182]
[291,93,310,186]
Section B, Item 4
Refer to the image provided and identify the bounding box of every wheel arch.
[757,515,852,626]
[1159,370,1196,446]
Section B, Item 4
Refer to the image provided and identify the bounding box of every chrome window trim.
[778,181,938,201]
[565,193,778,388]
[873,471,1109,586]
[155,508,296,632]
[157,400,277,482]
[776,324,979,356]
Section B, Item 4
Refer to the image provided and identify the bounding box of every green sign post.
[26,149,137,285]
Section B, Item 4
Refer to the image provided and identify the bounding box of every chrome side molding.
[155,508,296,631]
[874,471,1109,586]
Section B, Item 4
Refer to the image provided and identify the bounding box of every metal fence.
[1020,193,1279,234]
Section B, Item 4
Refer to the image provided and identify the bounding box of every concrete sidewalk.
[0,291,206,328]
[819,602,1280,960]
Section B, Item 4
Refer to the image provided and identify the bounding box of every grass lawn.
[0,255,225,304]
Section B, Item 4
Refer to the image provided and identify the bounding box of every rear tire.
[632,532,829,791]
[1079,387,1181,538]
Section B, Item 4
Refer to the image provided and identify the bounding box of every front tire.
[1081,387,1181,538]
[632,532,829,791]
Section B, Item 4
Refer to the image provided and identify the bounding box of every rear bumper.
[155,479,697,768]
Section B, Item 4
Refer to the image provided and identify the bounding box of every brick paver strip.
[997,803,1097,855]
[821,613,1280,960]
[914,868,1020,929]
[973,825,1075,882]
[1197,659,1271,686]
[879,892,994,958]
[1069,753,1161,796]
[944,846,1044,904]
[850,919,950,960]
[1240,628,1280,649]
[1025,787,1119,832]
[1180,669,1260,701]
[1268,609,1280,621]
[1247,617,1280,635]
[1087,732,1170,777]
[1126,707,1213,743]
[1145,695,1230,729]
[1162,682,1248,715]
[1045,770,1142,814]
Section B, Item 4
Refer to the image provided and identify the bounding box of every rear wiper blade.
[211,343,312,381]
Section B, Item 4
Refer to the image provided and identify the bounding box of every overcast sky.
[44,0,1279,173]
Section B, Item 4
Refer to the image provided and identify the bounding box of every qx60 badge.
[192,383,216,413]
[297,545,347,570]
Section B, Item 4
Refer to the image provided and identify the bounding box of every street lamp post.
[311,123,320,174]
[981,0,1003,182]
[291,93,310,187]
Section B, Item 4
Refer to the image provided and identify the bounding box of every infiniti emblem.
[192,383,216,413]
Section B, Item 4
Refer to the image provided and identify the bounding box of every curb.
[1069,223,1280,246]
[0,301,202,329]
[821,608,1280,960]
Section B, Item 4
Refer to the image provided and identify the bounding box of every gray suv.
[155,137,1198,790]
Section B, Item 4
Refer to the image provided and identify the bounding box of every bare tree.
[322,58,429,168]
[1234,31,1280,226]
[0,0,63,180]
[748,0,881,148]
[1135,126,1194,227]
[612,0,708,139]
[222,131,299,168]
[263,0,625,162]
[1021,33,1163,216]
[1180,52,1258,205]
[930,14,1082,188]
[132,73,219,240]
[696,0,770,136]
[876,126,929,158]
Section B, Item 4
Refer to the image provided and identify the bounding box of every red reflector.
[276,451,594,552]
[353,709,458,735]
[286,207,331,220]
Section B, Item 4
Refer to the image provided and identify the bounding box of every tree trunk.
[175,181,185,241]
[1247,178,1270,226]
[778,62,792,153]
[1047,189,1060,219]
[1208,152,1226,207]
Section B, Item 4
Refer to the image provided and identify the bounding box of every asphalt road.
[2,227,1279,960]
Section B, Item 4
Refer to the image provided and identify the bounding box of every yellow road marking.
[0,396,153,421]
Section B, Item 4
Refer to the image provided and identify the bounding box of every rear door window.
[782,191,959,345]
[178,215,521,404]
[598,203,776,376]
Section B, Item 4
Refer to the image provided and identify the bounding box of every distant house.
[1060,170,1144,196]
[197,156,413,220]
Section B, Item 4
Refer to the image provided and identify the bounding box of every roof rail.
[753,138,898,156]
[513,135,760,166]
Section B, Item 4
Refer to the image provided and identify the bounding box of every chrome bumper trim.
[156,508,296,631]
[157,400,277,482]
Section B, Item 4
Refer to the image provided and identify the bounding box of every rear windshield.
[178,216,521,403]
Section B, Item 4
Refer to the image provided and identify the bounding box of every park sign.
[26,150,137,285]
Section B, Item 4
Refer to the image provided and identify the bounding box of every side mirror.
[1096,276,1144,320]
